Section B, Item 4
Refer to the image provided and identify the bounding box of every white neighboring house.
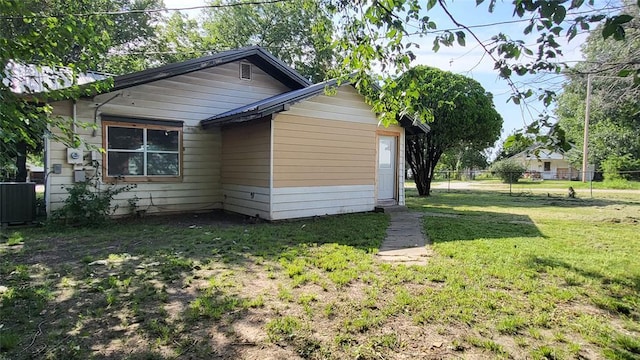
[508,147,594,181]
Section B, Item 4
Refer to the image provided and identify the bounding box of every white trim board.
[271,184,375,220]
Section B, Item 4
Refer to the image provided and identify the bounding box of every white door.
[378,136,396,200]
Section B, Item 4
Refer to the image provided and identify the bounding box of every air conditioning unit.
[0,182,36,226]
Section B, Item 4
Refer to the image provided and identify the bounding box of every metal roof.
[398,115,431,135]
[200,79,430,134]
[201,79,340,128]
[111,46,311,92]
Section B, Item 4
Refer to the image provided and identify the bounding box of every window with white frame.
[103,119,182,181]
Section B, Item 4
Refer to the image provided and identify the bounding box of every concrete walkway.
[377,208,432,264]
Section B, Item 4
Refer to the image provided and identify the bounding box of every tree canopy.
[397,66,502,196]
[556,1,640,172]
[103,0,339,82]
[201,0,337,82]
[1,0,637,182]
[1,0,104,180]
[328,0,638,147]
[437,145,489,180]
[0,0,163,180]
[495,132,536,161]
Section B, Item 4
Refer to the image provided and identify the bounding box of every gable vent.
[240,63,252,80]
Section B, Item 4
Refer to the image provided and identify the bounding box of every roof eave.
[200,81,336,128]
[111,47,310,92]
[399,116,430,135]
[201,104,291,129]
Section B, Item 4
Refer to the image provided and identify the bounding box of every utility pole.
[582,73,592,182]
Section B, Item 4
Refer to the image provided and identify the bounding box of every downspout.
[72,100,77,134]
[44,128,50,215]
[269,115,275,221]
[92,93,121,137]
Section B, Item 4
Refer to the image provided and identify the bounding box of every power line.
[0,0,291,20]
[1,1,626,24]
[402,5,626,35]
[109,49,211,55]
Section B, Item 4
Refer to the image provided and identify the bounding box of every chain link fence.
[411,170,640,198]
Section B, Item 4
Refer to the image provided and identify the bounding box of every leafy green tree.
[438,146,489,180]
[556,2,640,171]
[0,0,162,181]
[147,12,209,66]
[396,66,502,196]
[1,1,106,181]
[98,0,166,74]
[132,0,338,81]
[495,132,535,161]
[201,0,337,82]
[106,11,208,73]
[601,154,640,181]
[327,0,637,142]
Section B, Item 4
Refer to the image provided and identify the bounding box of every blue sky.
[401,1,588,143]
[164,0,592,150]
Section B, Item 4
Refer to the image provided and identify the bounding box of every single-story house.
[508,147,593,181]
[45,46,428,220]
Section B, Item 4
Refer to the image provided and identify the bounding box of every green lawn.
[1,190,639,359]
[429,178,640,191]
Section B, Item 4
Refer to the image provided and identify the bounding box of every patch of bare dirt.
[6,208,635,360]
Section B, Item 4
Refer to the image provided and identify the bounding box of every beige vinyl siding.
[46,106,100,213]
[47,109,223,215]
[46,60,292,217]
[221,120,270,187]
[282,86,380,124]
[269,85,386,218]
[221,120,271,218]
[273,114,377,188]
[51,100,73,117]
[89,62,291,127]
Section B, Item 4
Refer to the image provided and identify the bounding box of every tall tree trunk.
[406,133,443,196]
[15,141,27,182]
[407,134,429,196]
[424,134,443,196]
